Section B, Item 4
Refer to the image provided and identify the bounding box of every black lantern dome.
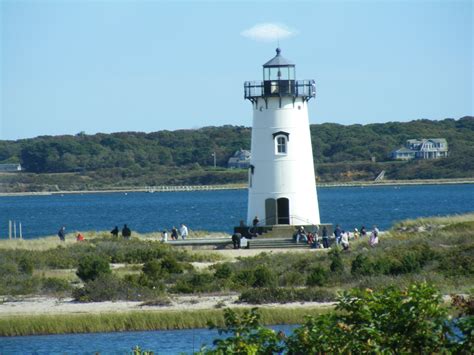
[244,48,315,104]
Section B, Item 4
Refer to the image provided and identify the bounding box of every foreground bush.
[203,283,472,353]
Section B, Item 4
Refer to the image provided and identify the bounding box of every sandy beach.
[0,294,335,317]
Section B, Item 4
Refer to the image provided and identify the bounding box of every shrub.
[41,277,71,294]
[160,256,183,274]
[280,271,305,287]
[351,254,374,276]
[329,249,344,273]
[252,265,277,288]
[197,308,284,354]
[286,283,454,353]
[18,257,34,276]
[142,260,165,280]
[73,274,158,302]
[232,269,256,288]
[306,266,328,287]
[239,287,336,304]
[172,272,219,294]
[213,263,232,280]
[76,255,111,282]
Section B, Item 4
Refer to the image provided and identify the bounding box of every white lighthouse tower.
[244,48,320,226]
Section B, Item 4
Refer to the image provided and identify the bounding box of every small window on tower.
[276,136,287,154]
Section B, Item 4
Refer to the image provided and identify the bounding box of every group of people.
[160,224,188,242]
[333,224,380,250]
[290,224,380,250]
[110,224,132,239]
[293,225,329,249]
[57,226,86,242]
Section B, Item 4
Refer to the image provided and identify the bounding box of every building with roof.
[227,149,251,169]
[391,139,448,160]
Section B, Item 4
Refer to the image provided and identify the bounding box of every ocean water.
[0,325,297,354]
[1,184,473,238]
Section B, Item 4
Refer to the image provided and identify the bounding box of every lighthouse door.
[277,198,290,224]
[265,198,277,225]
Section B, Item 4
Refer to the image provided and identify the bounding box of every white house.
[391,139,448,160]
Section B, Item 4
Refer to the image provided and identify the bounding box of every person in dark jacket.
[57,226,66,242]
[171,226,179,240]
[111,226,119,238]
[122,224,131,240]
[322,226,329,248]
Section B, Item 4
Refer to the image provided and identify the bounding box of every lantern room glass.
[264,66,295,81]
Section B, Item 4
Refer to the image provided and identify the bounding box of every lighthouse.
[244,48,320,227]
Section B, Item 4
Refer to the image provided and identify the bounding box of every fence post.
[13,221,17,239]
[9,220,12,240]
[19,222,23,239]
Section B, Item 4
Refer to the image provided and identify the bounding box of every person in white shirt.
[179,224,188,240]
[341,231,350,250]
[161,230,168,243]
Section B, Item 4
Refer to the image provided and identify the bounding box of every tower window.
[276,136,287,154]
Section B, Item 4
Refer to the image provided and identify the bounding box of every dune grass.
[0,307,330,336]
[0,230,229,251]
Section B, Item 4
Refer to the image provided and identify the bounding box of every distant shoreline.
[1,178,473,197]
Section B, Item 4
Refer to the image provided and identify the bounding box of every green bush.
[329,249,344,273]
[239,287,336,304]
[18,257,34,275]
[351,254,375,276]
[76,255,111,282]
[160,256,183,274]
[306,266,328,287]
[142,260,165,280]
[232,269,256,288]
[286,283,455,353]
[279,271,305,287]
[171,272,220,294]
[73,274,158,302]
[252,265,277,288]
[41,277,71,294]
[213,263,232,280]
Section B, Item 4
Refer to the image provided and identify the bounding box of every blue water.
[0,325,296,354]
[1,184,473,238]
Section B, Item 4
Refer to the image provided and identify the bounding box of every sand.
[0,294,335,316]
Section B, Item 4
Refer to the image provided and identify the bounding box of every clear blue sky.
[1,0,472,140]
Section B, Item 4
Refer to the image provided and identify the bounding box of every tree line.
[0,117,472,186]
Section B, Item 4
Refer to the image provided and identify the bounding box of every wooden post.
[19,222,23,239]
[13,221,17,239]
[8,220,12,240]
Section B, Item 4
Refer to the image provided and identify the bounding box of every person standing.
[171,226,179,240]
[322,226,329,248]
[353,228,360,240]
[341,231,350,250]
[110,226,119,238]
[122,224,131,240]
[161,229,168,243]
[369,225,379,247]
[57,226,66,242]
[334,225,342,245]
[360,226,367,238]
[179,224,189,240]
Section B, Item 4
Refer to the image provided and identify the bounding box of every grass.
[0,307,331,336]
[0,230,229,250]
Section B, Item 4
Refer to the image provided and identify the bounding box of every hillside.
[0,117,473,191]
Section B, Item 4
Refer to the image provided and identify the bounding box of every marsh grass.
[0,307,330,336]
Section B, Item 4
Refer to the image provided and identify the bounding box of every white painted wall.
[247,96,320,225]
